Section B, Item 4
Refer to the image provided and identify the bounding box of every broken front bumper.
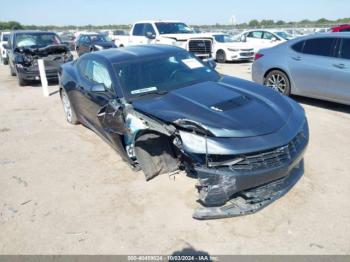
[192,127,308,220]
[17,64,60,81]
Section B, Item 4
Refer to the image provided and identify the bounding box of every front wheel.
[264,70,291,96]
[17,75,28,86]
[60,89,79,125]
[216,50,226,63]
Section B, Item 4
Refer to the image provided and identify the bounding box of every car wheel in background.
[10,65,16,76]
[264,70,291,96]
[216,50,226,63]
[3,57,9,65]
[17,74,27,86]
[60,89,79,125]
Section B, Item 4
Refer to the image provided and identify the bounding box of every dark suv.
[75,34,116,57]
[6,31,73,86]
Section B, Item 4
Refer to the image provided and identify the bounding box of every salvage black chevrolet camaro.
[59,45,309,220]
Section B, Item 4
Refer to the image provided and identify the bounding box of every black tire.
[3,58,8,65]
[10,65,16,76]
[264,70,291,96]
[17,75,27,86]
[216,50,226,63]
[60,89,79,125]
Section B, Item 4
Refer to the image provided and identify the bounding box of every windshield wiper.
[134,90,168,98]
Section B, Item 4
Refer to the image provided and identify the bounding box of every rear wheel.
[216,50,226,63]
[60,89,79,125]
[264,70,291,96]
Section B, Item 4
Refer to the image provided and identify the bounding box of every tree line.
[1,17,350,31]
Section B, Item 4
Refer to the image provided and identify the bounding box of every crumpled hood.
[132,77,296,138]
[161,33,212,41]
[17,44,69,56]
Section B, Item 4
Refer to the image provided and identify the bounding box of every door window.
[247,31,263,39]
[262,32,274,40]
[132,24,145,36]
[144,23,156,36]
[303,38,337,57]
[91,60,112,90]
[339,38,350,59]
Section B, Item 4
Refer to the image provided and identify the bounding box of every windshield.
[90,35,110,42]
[114,51,219,100]
[2,34,9,42]
[15,33,61,48]
[214,34,236,43]
[275,31,292,40]
[155,22,194,34]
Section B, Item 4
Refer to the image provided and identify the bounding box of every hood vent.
[210,95,251,112]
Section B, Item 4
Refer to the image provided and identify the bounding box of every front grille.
[231,132,306,172]
[240,52,254,57]
[188,39,212,56]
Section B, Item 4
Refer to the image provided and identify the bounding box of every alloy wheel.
[265,73,287,94]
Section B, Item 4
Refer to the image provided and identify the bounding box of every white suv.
[0,31,10,65]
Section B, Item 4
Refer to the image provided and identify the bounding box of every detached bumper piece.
[193,160,303,220]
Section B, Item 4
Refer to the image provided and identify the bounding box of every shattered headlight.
[179,131,224,154]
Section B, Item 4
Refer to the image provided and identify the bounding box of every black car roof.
[90,45,184,63]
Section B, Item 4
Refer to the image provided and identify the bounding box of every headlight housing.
[179,131,224,154]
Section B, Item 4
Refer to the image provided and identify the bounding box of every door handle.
[292,56,302,61]
[333,63,346,69]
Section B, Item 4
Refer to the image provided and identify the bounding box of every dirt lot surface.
[0,59,350,255]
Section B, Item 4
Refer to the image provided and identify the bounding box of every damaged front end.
[118,102,309,220]
[14,44,73,81]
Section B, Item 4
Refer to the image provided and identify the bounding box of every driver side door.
[76,57,123,136]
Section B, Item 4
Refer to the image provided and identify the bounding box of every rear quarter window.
[291,41,304,53]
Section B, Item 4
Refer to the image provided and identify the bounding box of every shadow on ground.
[292,95,350,114]
[170,247,212,262]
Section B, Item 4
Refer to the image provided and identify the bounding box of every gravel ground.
[0,58,349,255]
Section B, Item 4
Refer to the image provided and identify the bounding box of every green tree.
[248,20,260,27]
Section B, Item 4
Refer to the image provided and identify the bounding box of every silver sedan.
[252,33,350,105]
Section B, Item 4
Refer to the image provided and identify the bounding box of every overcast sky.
[1,0,348,25]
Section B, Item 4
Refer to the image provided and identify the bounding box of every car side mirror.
[145,32,156,39]
[205,59,217,69]
[91,83,106,92]
[271,37,277,42]
[240,35,247,42]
